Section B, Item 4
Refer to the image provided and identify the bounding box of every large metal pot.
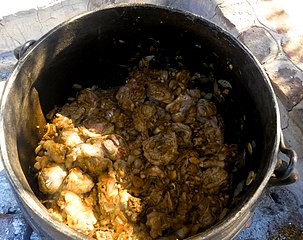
[0,4,297,239]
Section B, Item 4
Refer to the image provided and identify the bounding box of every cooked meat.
[146,211,173,238]
[38,164,67,194]
[200,167,229,194]
[171,122,192,147]
[65,143,112,174]
[147,82,174,104]
[93,134,127,161]
[119,190,143,222]
[62,167,94,194]
[35,56,244,239]
[203,117,224,145]
[83,118,115,135]
[116,79,146,111]
[57,190,97,235]
[96,230,114,240]
[60,102,86,123]
[166,93,195,115]
[196,99,217,120]
[143,131,178,166]
[132,103,157,135]
[58,127,83,147]
[43,140,66,163]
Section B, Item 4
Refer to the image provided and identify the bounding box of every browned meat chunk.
[63,167,94,194]
[38,164,67,194]
[146,211,173,238]
[196,99,217,121]
[57,190,97,235]
[35,58,244,239]
[143,131,178,166]
[166,93,196,122]
[200,167,229,194]
[147,82,174,104]
[66,143,110,174]
[132,103,157,135]
[116,79,146,111]
[43,140,66,163]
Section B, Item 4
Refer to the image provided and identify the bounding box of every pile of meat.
[34,58,242,239]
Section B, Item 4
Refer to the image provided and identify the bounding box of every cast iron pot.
[0,4,298,240]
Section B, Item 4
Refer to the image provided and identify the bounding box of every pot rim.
[0,3,281,239]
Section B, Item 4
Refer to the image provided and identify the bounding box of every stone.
[236,186,303,239]
[238,26,278,64]
[30,231,43,240]
[0,0,94,51]
[282,33,303,71]
[217,0,303,120]
[264,60,303,111]
[289,100,303,134]
[0,0,241,52]
[0,213,32,240]
[252,0,302,36]
[0,51,17,81]
[217,0,256,32]
[0,171,21,215]
[0,171,40,238]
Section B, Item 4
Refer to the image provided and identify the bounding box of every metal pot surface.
[0,4,297,240]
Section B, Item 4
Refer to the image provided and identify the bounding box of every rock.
[238,26,278,64]
[252,0,296,36]
[0,170,43,239]
[0,51,17,81]
[282,33,303,70]
[289,100,303,134]
[264,60,303,111]
[0,171,21,215]
[217,0,256,32]
[30,231,43,240]
[0,213,32,240]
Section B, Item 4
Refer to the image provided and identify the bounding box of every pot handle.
[13,40,36,60]
[269,132,299,186]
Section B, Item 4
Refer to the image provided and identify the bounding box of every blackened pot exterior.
[0,4,283,239]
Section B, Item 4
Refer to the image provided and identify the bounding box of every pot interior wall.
[4,5,277,227]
